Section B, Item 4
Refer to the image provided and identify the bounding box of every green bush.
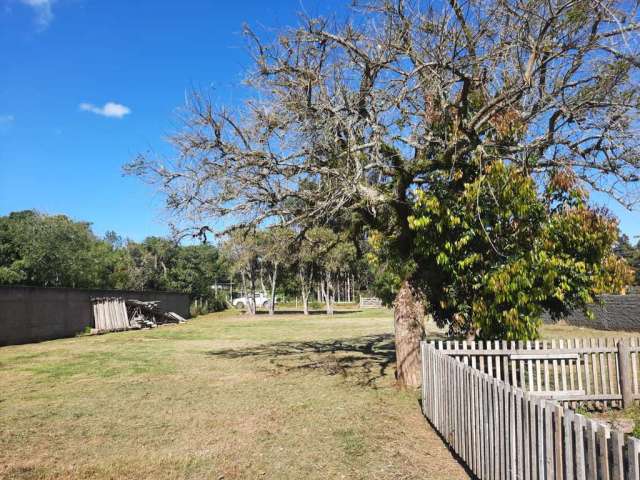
[190,291,228,316]
[308,300,322,310]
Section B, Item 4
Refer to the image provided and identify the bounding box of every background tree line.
[0,210,228,312]
[220,225,371,315]
[0,210,375,315]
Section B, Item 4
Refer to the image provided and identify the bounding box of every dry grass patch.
[0,309,467,480]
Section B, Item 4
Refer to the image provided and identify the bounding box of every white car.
[231,293,272,309]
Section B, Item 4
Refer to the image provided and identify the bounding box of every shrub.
[190,291,228,316]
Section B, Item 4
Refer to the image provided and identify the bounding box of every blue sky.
[0,0,338,241]
[1,0,639,243]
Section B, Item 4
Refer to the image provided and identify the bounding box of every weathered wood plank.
[563,409,574,480]
[610,429,624,480]
[596,423,610,480]
[607,338,617,408]
[537,399,545,479]
[627,437,640,480]
[509,386,517,480]
[574,338,583,410]
[523,391,531,480]
[575,414,587,480]
[510,353,581,361]
[591,339,600,407]
[544,401,554,479]
[535,341,543,392]
[586,420,597,480]
[554,404,563,480]
[631,337,639,397]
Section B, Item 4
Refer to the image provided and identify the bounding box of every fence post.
[618,340,634,409]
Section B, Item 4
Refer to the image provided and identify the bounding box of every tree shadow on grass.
[251,309,363,316]
[207,331,448,388]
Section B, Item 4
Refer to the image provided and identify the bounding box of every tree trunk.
[240,271,250,314]
[259,265,268,297]
[393,280,425,388]
[321,272,334,315]
[299,267,312,315]
[247,266,257,315]
[302,291,310,315]
[268,263,278,315]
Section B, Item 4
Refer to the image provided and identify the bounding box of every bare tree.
[257,227,293,315]
[220,232,258,315]
[318,232,356,315]
[295,233,321,315]
[129,0,640,386]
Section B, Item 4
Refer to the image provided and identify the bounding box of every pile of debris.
[91,297,186,333]
[125,299,185,329]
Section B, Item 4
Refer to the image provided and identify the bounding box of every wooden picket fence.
[421,341,640,480]
[431,339,640,409]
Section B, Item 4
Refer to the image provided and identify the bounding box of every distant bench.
[359,297,383,308]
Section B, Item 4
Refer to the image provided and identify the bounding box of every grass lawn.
[0,308,469,480]
[541,322,640,340]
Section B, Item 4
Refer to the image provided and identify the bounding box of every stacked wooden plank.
[92,298,186,333]
[125,299,185,329]
[421,341,640,480]
[92,297,129,332]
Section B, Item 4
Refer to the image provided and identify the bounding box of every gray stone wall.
[545,294,640,331]
[0,286,190,346]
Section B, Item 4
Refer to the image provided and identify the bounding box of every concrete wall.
[545,294,640,331]
[0,286,190,346]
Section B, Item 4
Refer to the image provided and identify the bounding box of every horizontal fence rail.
[359,297,383,308]
[430,339,640,409]
[421,342,640,480]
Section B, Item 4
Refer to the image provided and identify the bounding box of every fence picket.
[598,338,608,409]
[544,401,554,479]
[591,339,600,409]
[596,423,609,480]
[563,409,574,480]
[610,429,623,480]
[574,338,582,410]
[607,338,617,408]
[535,341,543,392]
[632,337,639,398]
[628,437,640,479]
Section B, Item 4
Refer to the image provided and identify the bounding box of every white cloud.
[20,0,54,29]
[79,102,132,119]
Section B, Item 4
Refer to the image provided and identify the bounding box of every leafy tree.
[129,0,640,386]
[402,162,631,340]
[315,229,356,315]
[0,210,112,288]
[294,230,324,315]
[168,244,225,297]
[615,235,640,285]
[0,211,228,308]
[256,227,294,315]
[220,231,260,314]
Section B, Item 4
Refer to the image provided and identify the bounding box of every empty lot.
[0,308,469,480]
